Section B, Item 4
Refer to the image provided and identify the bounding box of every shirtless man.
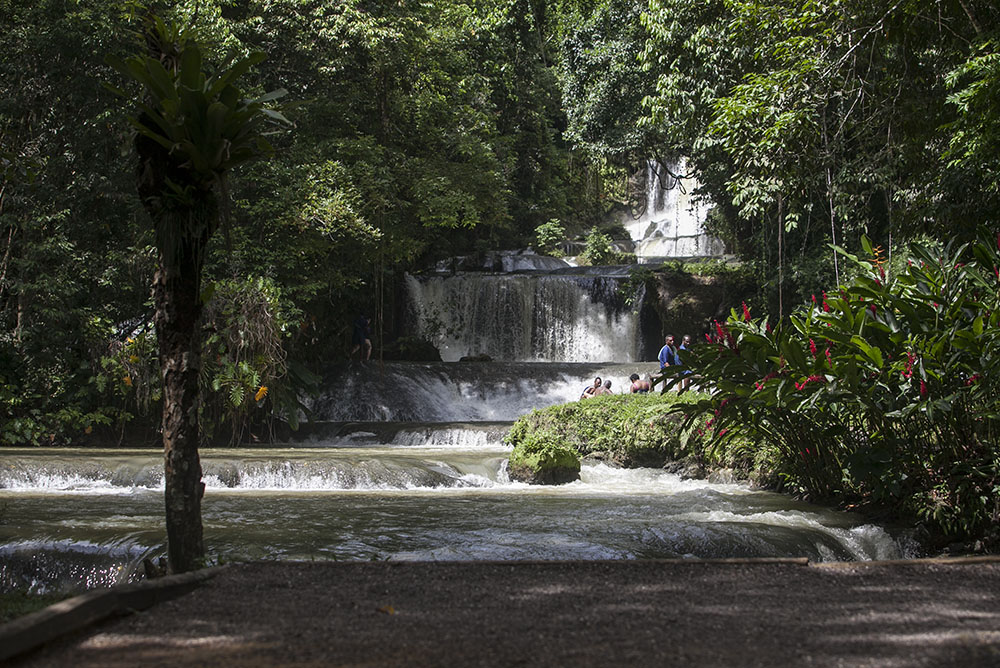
[580,377,602,399]
[595,380,614,395]
[351,315,372,361]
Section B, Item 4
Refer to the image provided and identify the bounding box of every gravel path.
[12,559,1000,667]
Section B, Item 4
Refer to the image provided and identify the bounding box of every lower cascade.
[0,258,910,597]
[3,363,913,595]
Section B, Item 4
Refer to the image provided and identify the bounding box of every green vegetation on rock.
[0,591,67,624]
[507,393,728,469]
[507,430,581,485]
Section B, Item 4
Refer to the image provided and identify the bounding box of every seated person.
[581,376,602,399]
[629,373,651,394]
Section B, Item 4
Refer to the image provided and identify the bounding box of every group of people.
[657,333,693,392]
[579,332,693,400]
[580,377,615,398]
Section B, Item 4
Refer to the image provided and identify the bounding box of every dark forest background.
[2,0,998,445]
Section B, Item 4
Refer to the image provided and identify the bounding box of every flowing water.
[622,158,726,262]
[1,440,902,595]
[1,261,908,596]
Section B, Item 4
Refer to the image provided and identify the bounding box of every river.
[0,257,911,595]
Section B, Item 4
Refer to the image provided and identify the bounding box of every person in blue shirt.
[656,334,679,392]
[677,334,693,391]
[658,334,678,370]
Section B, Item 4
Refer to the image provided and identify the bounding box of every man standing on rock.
[658,334,678,371]
[656,335,680,392]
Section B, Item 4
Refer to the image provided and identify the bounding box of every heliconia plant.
[675,227,1000,544]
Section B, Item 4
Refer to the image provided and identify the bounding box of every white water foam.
[623,158,726,262]
[405,273,641,363]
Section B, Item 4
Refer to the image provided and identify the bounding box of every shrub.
[506,393,734,471]
[534,219,566,257]
[582,227,625,266]
[677,229,1000,544]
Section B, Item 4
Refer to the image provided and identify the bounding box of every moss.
[505,393,711,480]
[505,391,774,487]
[507,430,581,485]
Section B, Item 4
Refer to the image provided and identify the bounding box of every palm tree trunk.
[153,216,211,574]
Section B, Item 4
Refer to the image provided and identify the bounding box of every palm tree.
[109,16,289,573]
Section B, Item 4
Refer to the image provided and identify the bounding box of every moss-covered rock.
[505,394,703,474]
[507,431,581,484]
[505,392,769,486]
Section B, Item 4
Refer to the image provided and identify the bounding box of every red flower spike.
[809,339,817,357]
[920,380,928,397]
[742,301,751,322]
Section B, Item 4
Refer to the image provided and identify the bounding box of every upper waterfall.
[623,158,725,262]
[404,272,644,363]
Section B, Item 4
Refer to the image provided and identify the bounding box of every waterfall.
[623,158,726,262]
[404,273,643,363]
[308,362,655,422]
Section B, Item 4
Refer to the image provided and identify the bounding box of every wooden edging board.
[0,566,223,663]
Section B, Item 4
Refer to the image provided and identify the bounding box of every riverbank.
[8,558,1000,667]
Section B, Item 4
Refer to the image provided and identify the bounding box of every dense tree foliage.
[2,0,999,452]
[0,0,605,444]
[636,0,1000,308]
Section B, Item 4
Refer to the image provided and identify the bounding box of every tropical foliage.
[3,0,1000,484]
[676,231,1000,544]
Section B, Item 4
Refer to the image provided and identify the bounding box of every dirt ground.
[11,559,1000,667]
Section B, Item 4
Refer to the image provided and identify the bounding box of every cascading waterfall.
[623,158,726,262]
[404,273,644,362]
[308,362,657,422]
[1,209,913,598]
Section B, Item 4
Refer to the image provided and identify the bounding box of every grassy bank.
[0,591,68,624]
[504,392,772,483]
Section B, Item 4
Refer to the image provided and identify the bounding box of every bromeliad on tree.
[107,14,290,573]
